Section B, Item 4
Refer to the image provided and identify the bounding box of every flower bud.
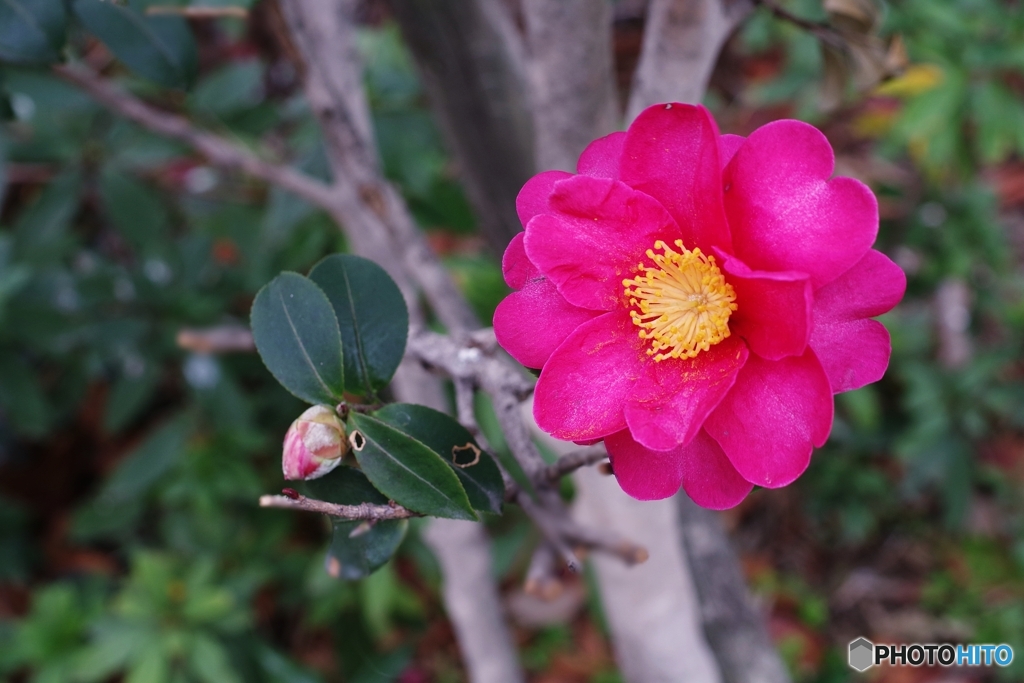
[282,405,348,480]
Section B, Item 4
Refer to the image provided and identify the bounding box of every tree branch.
[54,63,337,210]
[390,0,535,254]
[522,0,621,171]
[259,493,420,520]
[627,0,753,118]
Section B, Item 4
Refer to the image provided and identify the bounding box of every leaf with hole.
[73,0,198,89]
[0,0,66,64]
[302,466,407,580]
[308,254,408,397]
[250,272,345,405]
[375,403,504,515]
[347,412,476,520]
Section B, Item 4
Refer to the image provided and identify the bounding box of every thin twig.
[54,64,338,210]
[542,446,608,481]
[146,6,249,18]
[753,0,846,48]
[177,326,255,353]
[259,493,421,520]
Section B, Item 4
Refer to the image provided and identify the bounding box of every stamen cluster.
[622,240,737,361]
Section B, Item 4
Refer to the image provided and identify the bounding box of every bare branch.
[277,0,478,334]
[522,0,620,171]
[177,326,255,353]
[543,446,608,481]
[627,0,753,117]
[146,6,248,18]
[423,520,526,683]
[53,63,337,210]
[678,496,791,683]
[390,0,536,253]
[259,493,420,520]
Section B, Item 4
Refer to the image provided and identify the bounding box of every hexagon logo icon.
[849,638,874,672]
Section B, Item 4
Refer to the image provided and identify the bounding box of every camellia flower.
[493,103,905,508]
[282,405,348,480]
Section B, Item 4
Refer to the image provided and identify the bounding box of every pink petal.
[624,336,748,451]
[704,350,833,488]
[524,175,680,311]
[723,120,878,289]
[679,429,754,509]
[578,131,626,179]
[719,134,745,169]
[605,428,753,507]
[720,252,813,361]
[619,103,732,253]
[809,250,904,393]
[534,311,645,441]
[811,319,891,394]
[493,277,600,369]
[516,170,572,226]
[606,428,685,500]
[813,249,906,321]
[501,232,537,289]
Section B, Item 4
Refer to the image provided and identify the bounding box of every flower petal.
[680,429,754,509]
[605,428,685,500]
[578,131,626,179]
[493,276,600,369]
[813,249,906,321]
[723,120,878,289]
[534,311,645,441]
[619,103,731,253]
[811,319,891,394]
[605,428,753,507]
[719,134,745,169]
[704,350,833,488]
[524,175,680,310]
[501,232,536,289]
[809,250,903,393]
[624,336,748,451]
[516,170,572,226]
[720,253,813,361]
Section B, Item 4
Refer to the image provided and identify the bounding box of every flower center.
[622,240,737,361]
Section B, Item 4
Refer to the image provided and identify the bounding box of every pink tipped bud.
[282,405,348,480]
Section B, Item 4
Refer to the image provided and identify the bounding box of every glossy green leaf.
[347,412,475,521]
[303,467,408,581]
[375,403,504,515]
[72,0,197,89]
[308,254,407,396]
[250,272,345,405]
[0,0,66,65]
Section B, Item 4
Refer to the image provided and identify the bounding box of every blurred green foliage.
[1,0,1024,681]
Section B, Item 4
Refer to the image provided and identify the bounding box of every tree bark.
[627,0,752,120]
[678,497,791,683]
[390,0,536,254]
[521,0,621,172]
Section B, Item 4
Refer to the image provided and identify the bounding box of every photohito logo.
[848,639,1014,671]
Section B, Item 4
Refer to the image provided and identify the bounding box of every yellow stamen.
[622,240,737,361]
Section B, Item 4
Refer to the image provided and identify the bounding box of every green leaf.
[0,352,50,437]
[375,404,504,515]
[303,467,408,581]
[99,415,190,503]
[326,517,407,581]
[0,0,66,65]
[103,365,160,434]
[99,168,169,254]
[250,272,345,405]
[308,254,407,397]
[72,0,197,89]
[347,412,476,520]
[189,634,240,683]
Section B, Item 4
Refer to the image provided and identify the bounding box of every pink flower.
[493,103,905,508]
[282,405,348,480]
